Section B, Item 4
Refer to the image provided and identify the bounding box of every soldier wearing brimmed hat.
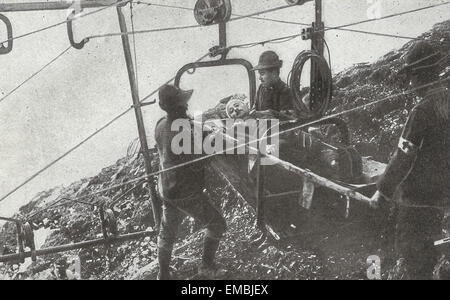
[251,51,294,113]
[371,41,450,280]
[155,84,227,280]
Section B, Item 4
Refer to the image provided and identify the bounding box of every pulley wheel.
[194,0,232,26]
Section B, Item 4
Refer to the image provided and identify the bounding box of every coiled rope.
[288,50,332,120]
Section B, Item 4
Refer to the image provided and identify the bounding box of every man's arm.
[376,107,428,200]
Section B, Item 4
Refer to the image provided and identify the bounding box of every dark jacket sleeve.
[377,107,428,199]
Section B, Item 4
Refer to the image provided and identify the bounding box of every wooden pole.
[310,0,325,109]
[255,153,265,229]
[0,230,156,263]
[266,154,372,205]
[116,6,161,230]
[313,0,324,56]
[207,123,372,206]
[219,21,227,49]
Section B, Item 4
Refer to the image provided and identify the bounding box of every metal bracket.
[132,99,156,108]
[208,45,230,60]
[286,0,311,5]
[174,58,257,106]
[301,22,324,41]
[67,10,89,49]
[0,14,13,54]
[301,27,313,40]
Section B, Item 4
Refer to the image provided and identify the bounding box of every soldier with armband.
[370,41,450,280]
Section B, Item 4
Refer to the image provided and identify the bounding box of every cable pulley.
[194,0,232,26]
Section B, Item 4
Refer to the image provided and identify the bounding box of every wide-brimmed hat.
[251,51,283,71]
[399,41,442,75]
[158,84,193,112]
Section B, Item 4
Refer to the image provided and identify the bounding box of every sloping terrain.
[331,20,450,161]
[1,20,449,280]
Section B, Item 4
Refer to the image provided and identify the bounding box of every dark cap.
[399,41,441,75]
[252,51,283,71]
[158,84,193,112]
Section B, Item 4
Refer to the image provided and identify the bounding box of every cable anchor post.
[21,222,36,262]
[15,222,25,264]
[98,198,118,240]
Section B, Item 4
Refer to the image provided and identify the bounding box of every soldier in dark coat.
[371,41,450,280]
[155,84,227,280]
[251,51,294,113]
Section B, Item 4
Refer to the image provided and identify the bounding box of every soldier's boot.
[198,237,227,279]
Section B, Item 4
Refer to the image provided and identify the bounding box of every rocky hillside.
[1,20,449,280]
[330,20,450,162]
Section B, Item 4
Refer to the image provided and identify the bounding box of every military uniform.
[377,86,450,279]
[252,79,294,112]
[155,116,226,253]
[251,51,294,113]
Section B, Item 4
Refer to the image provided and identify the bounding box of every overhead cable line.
[323,1,450,33]
[0,0,132,46]
[0,52,210,203]
[0,45,72,105]
[136,1,450,44]
[130,1,139,94]
[1,1,443,108]
[86,3,295,40]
